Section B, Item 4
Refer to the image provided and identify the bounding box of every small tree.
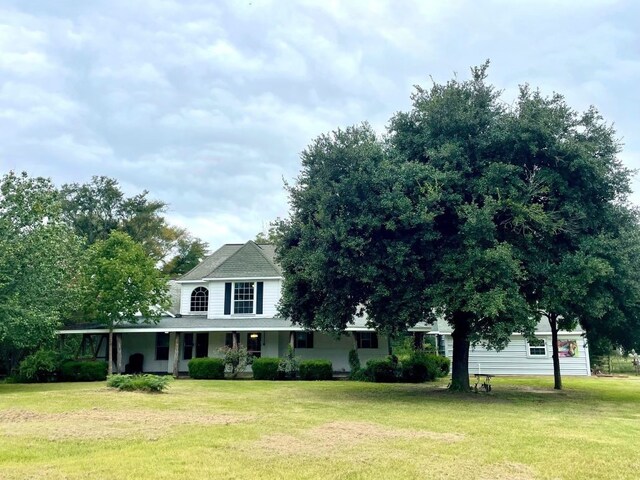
[83,231,170,375]
[218,344,252,379]
[278,345,300,379]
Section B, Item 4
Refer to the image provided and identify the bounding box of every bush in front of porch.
[188,358,225,379]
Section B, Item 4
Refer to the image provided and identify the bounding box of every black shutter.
[354,332,360,349]
[308,332,314,349]
[256,282,264,314]
[372,333,379,349]
[224,282,232,315]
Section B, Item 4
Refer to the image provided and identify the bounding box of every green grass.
[0,376,639,479]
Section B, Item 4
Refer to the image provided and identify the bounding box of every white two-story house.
[59,240,591,376]
[60,241,391,374]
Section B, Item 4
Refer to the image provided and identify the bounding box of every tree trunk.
[172,332,180,378]
[108,330,114,375]
[549,313,562,390]
[116,333,123,374]
[449,314,471,391]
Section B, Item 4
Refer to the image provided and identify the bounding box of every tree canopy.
[0,172,82,369]
[62,176,208,275]
[275,63,639,390]
[83,231,170,374]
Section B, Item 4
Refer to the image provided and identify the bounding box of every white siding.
[207,281,226,318]
[261,279,281,316]
[179,282,207,316]
[122,332,170,374]
[205,279,280,319]
[276,331,388,372]
[443,334,591,376]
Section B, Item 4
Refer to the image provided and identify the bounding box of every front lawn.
[0,376,638,479]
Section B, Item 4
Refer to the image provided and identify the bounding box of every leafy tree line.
[0,172,202,373]
[274,62,640,390]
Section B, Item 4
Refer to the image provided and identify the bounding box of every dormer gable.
[203,241,281,279]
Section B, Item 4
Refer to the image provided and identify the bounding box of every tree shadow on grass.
[301,379,633,409]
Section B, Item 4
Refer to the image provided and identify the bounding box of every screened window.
[528,338,547,356]
[155,333,169,361]
[357,332,378,349]
[234,282,254,314]
[294,332,314,349]
[225,333,235,348]
[190,287,209,312]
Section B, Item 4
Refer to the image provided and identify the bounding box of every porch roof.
[58,316,435,334]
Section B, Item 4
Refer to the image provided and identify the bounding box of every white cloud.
[0,0,638,249]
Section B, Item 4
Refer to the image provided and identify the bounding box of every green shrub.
[362,357,400,383]
[188,358,225,379]
[299,360,333,380]
[398,352,450,383]
[348,349,361,372]
[400,356,431,383]
[434,355,451,377]
[107,374,170,392]
[400,352,438,383]
[278,346,300,379]
[60,360,108,382]
[18,350,60,383]
[252,357,281,380]
[219,345,252,379]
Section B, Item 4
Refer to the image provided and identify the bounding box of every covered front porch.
[58,316,434,376]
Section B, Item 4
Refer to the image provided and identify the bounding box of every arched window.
[190,287,209,312]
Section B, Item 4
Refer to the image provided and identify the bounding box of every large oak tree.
[276,64,553,390]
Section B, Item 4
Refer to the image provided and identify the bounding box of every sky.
[1,0,639,249]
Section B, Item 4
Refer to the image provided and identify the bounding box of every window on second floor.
[234,282,254,314]
[190,287,209,312]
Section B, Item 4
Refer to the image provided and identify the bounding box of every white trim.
[526,338,548,358]
[232,280,256,315]
[201,276,282,281]
[432,330,584,336]
[58,325,384,335]
[175,280,207,284]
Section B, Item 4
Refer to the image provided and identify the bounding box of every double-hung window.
[356,332,378,349]
[234,282,255,314]
[527,338,547,356]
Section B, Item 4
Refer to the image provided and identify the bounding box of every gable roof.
[177,241,281,282]
[178,244,244,281]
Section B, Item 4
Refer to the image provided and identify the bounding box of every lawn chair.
[125,353,144,374]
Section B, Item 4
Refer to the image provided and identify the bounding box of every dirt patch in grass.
[254,421,464,456]
[0,408,251,441]
[478,461,535,480]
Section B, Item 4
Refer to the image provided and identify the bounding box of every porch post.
[232,331,238,349]
[289,331,295,349]
[413,332,424,350]
[116,333,123,374]
[173,332,180,378]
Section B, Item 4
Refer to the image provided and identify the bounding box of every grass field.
[0,376,638,479]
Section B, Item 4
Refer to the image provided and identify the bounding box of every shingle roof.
[177,241,280,282]
[206,241,280,278]
[178,244,243,281]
